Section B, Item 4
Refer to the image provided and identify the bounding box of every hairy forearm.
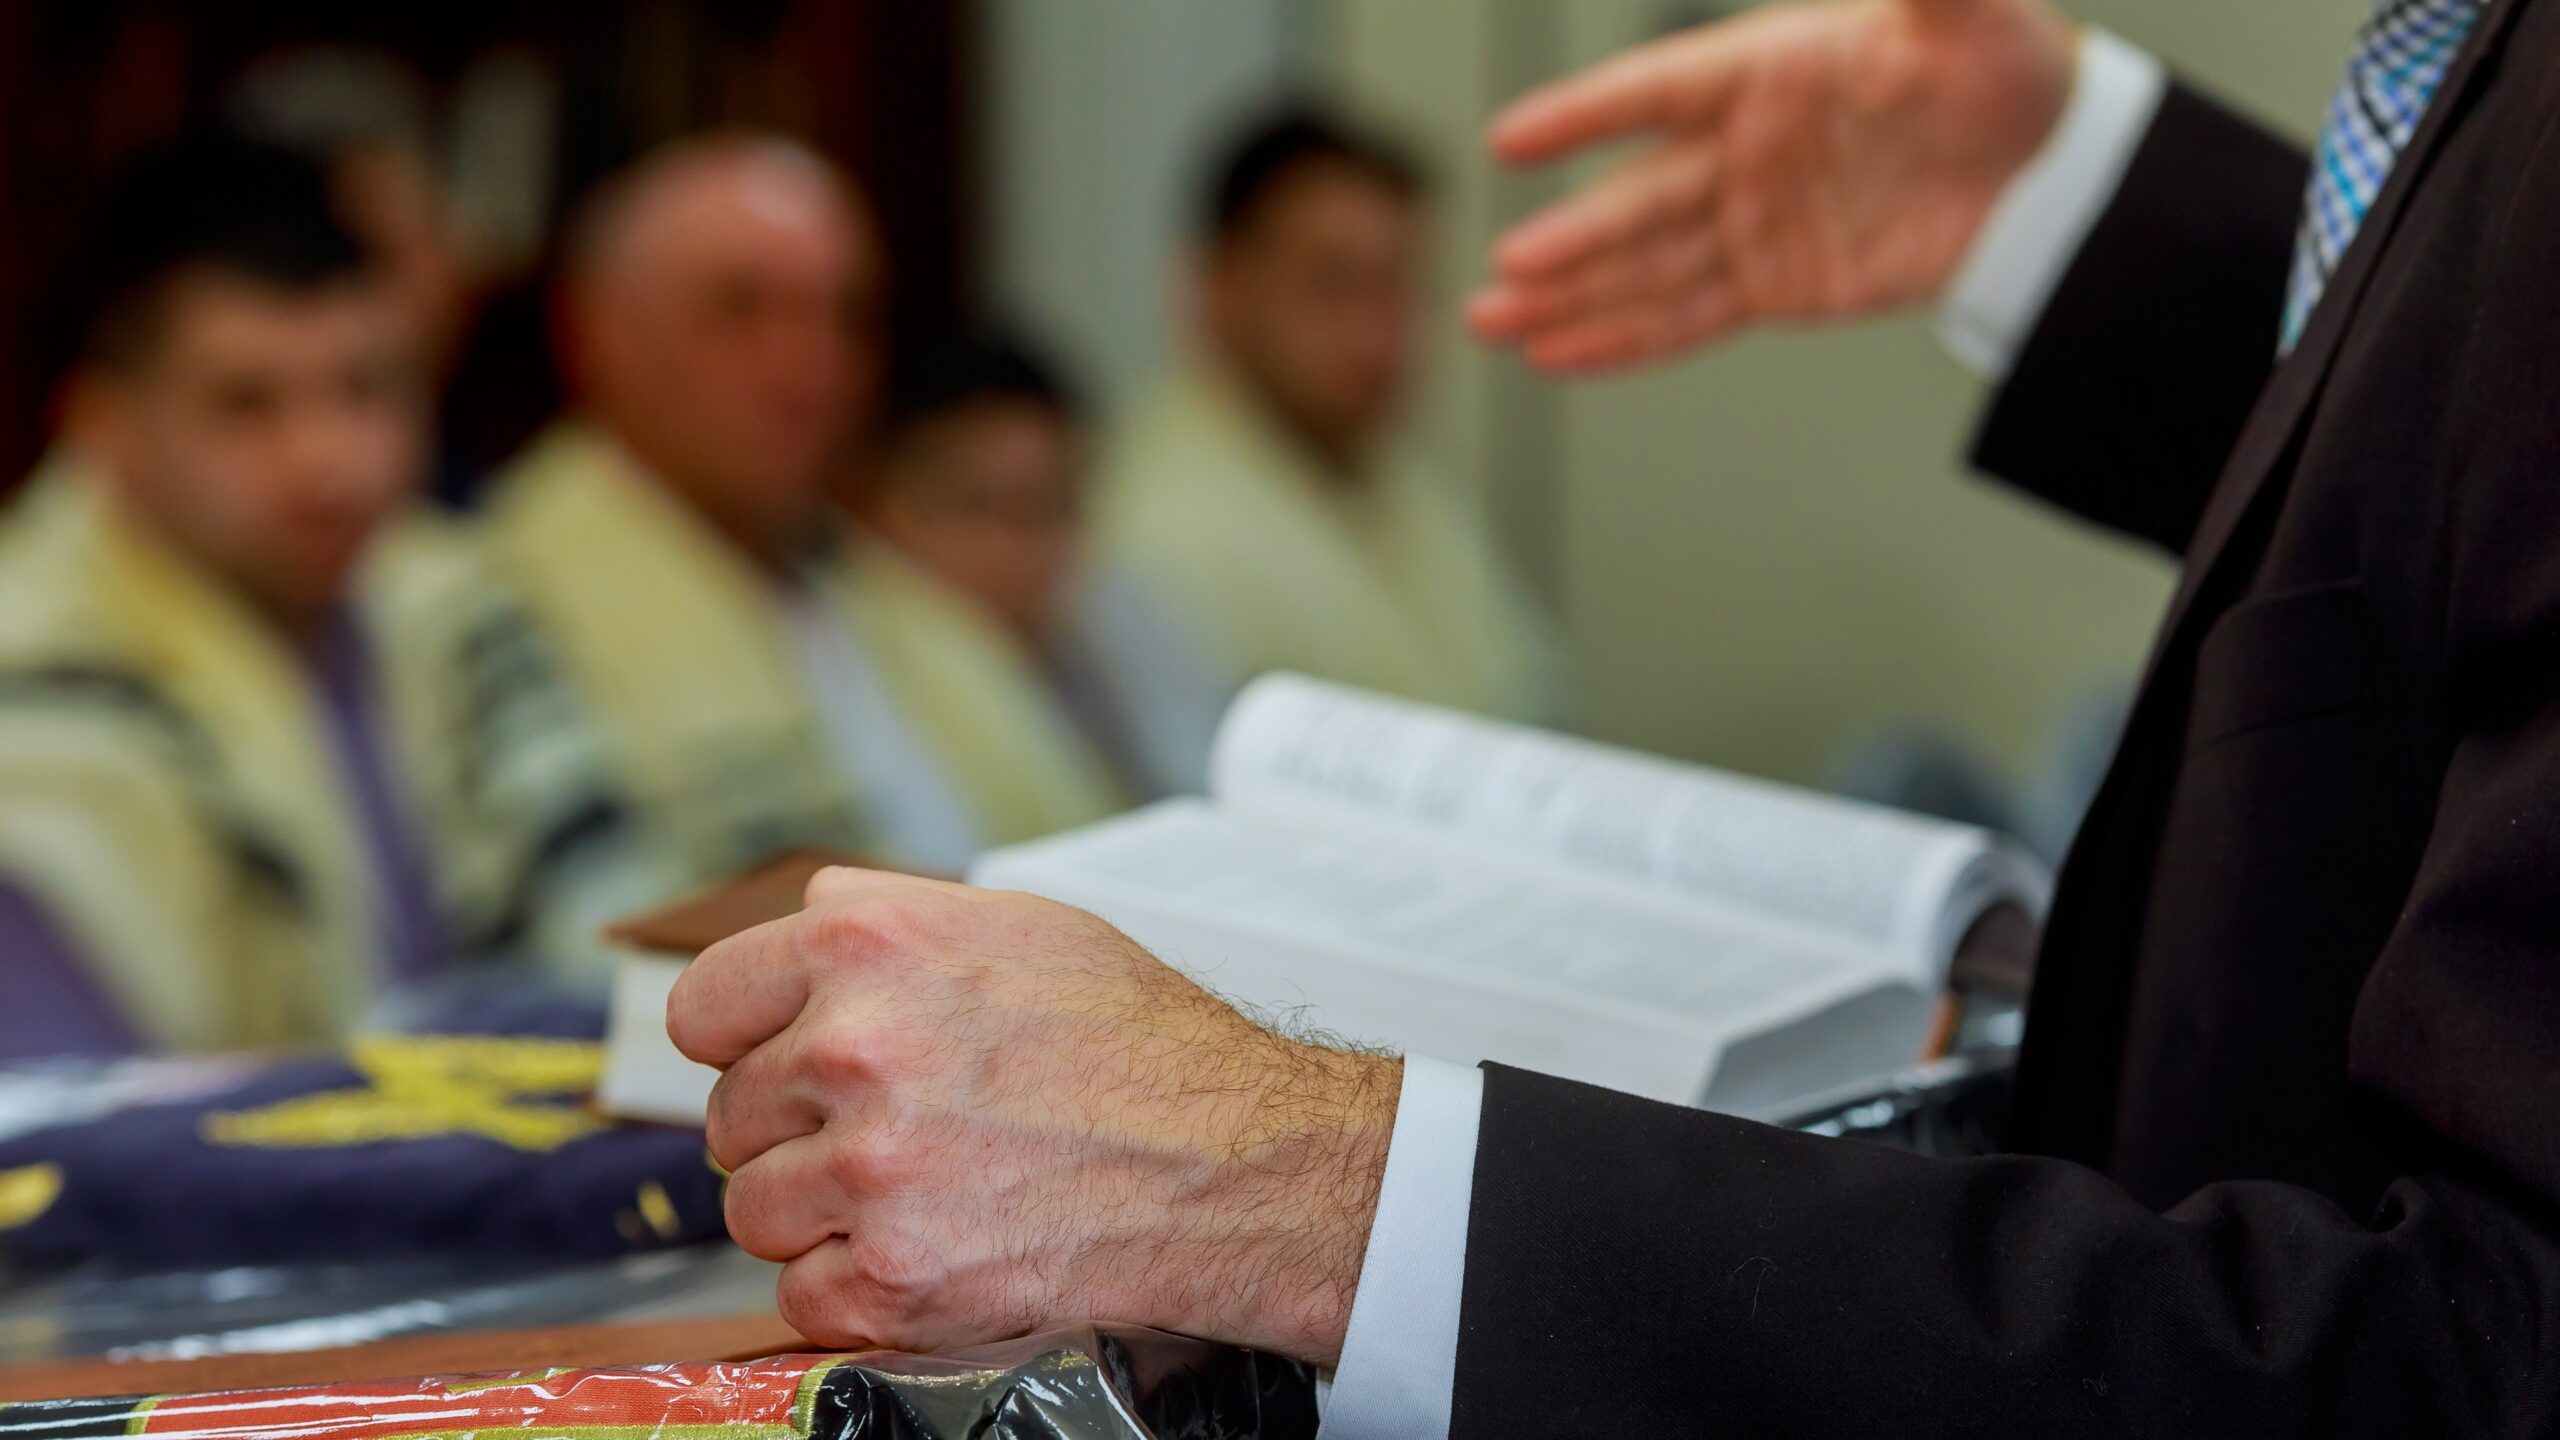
[1166,1046,1400,1366]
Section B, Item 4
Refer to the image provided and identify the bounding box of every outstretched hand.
[1469,0,2078,373]
[668,866,1400,1364]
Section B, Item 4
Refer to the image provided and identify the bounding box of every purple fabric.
[310,618,448,988]
[0,883,139,1060]
[0,1008,729,1271]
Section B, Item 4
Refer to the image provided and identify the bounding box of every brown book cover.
[604,849,873,956]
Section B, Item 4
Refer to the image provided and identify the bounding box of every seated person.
[484,136,1122,880]
[0,130,634,1061]
[1097,106,1566,722]
[860,327,1230,800]
[224,46,491,508]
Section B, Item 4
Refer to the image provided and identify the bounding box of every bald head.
[564,136,884,564]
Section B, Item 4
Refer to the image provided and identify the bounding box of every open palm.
[1470,0,2078,373]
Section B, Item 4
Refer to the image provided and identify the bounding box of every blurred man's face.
[1201,161,1423,468]
[85,272,424,634]
[871,399,1083,642]
[576,152,882,556]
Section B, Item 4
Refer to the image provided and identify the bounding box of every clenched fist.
[1470,0,2079,372]
[667,866,1401,1364]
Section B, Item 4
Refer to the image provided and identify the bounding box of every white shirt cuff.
[1318,1055,1484,1440]
[1939,29,2168,378]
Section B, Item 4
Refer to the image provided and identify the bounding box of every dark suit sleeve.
[1451,1062,2560,1437]
[1446,541,2560,1437]
[1967,84,2307,554]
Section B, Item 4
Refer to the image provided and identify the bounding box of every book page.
[971,801,1923,1106]
[1209,674,2041,981]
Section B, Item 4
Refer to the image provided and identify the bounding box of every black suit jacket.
[1453,5,2560,1434]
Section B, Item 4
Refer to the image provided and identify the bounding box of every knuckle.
[808,886,942,953]
[806,898,928,967]
[814,1124,926,1200]
[839,1231,950,1322]
[806,1025,890,1087]
[806,902,884,959]
[821,1135,884,1198]
[866,1128,928,1191]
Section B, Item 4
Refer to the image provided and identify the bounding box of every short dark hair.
[1197,103,1425,242]
[884,325,1086,445]
[64,125,369,369]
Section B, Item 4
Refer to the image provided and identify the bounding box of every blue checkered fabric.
[2282,0,2489,352]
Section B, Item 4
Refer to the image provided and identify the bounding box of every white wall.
[980,0,1317,400]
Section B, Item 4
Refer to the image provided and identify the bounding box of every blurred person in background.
[226,46,492,507]
[227,48,477,395]
[1098,105,1565,723]
[0,129,631,1060]
[484,136,1121,881]
[860,326,1229,800]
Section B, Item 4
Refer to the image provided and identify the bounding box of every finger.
[666,914,812,1069]
[775,1232,971,1353]
[1473,225,1726,340]
[702,1022,828,1173]
[1471,248,1725,348]
[1464,283,1537,343]
[704,980,914,1172]
[673,871,977,1068]
[1493,143,1720,280]
[1488,27,1747,165]
[723,1128,866,1264]
[1521,282,1743,374]
[774,1237,886,1350]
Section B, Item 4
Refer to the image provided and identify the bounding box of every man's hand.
[667,867,1400,1364]
[1469,0,2078,372]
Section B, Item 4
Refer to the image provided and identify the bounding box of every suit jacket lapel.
[2149,0,2530,653]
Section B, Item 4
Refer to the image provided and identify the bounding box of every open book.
[972,675,2051,1114]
